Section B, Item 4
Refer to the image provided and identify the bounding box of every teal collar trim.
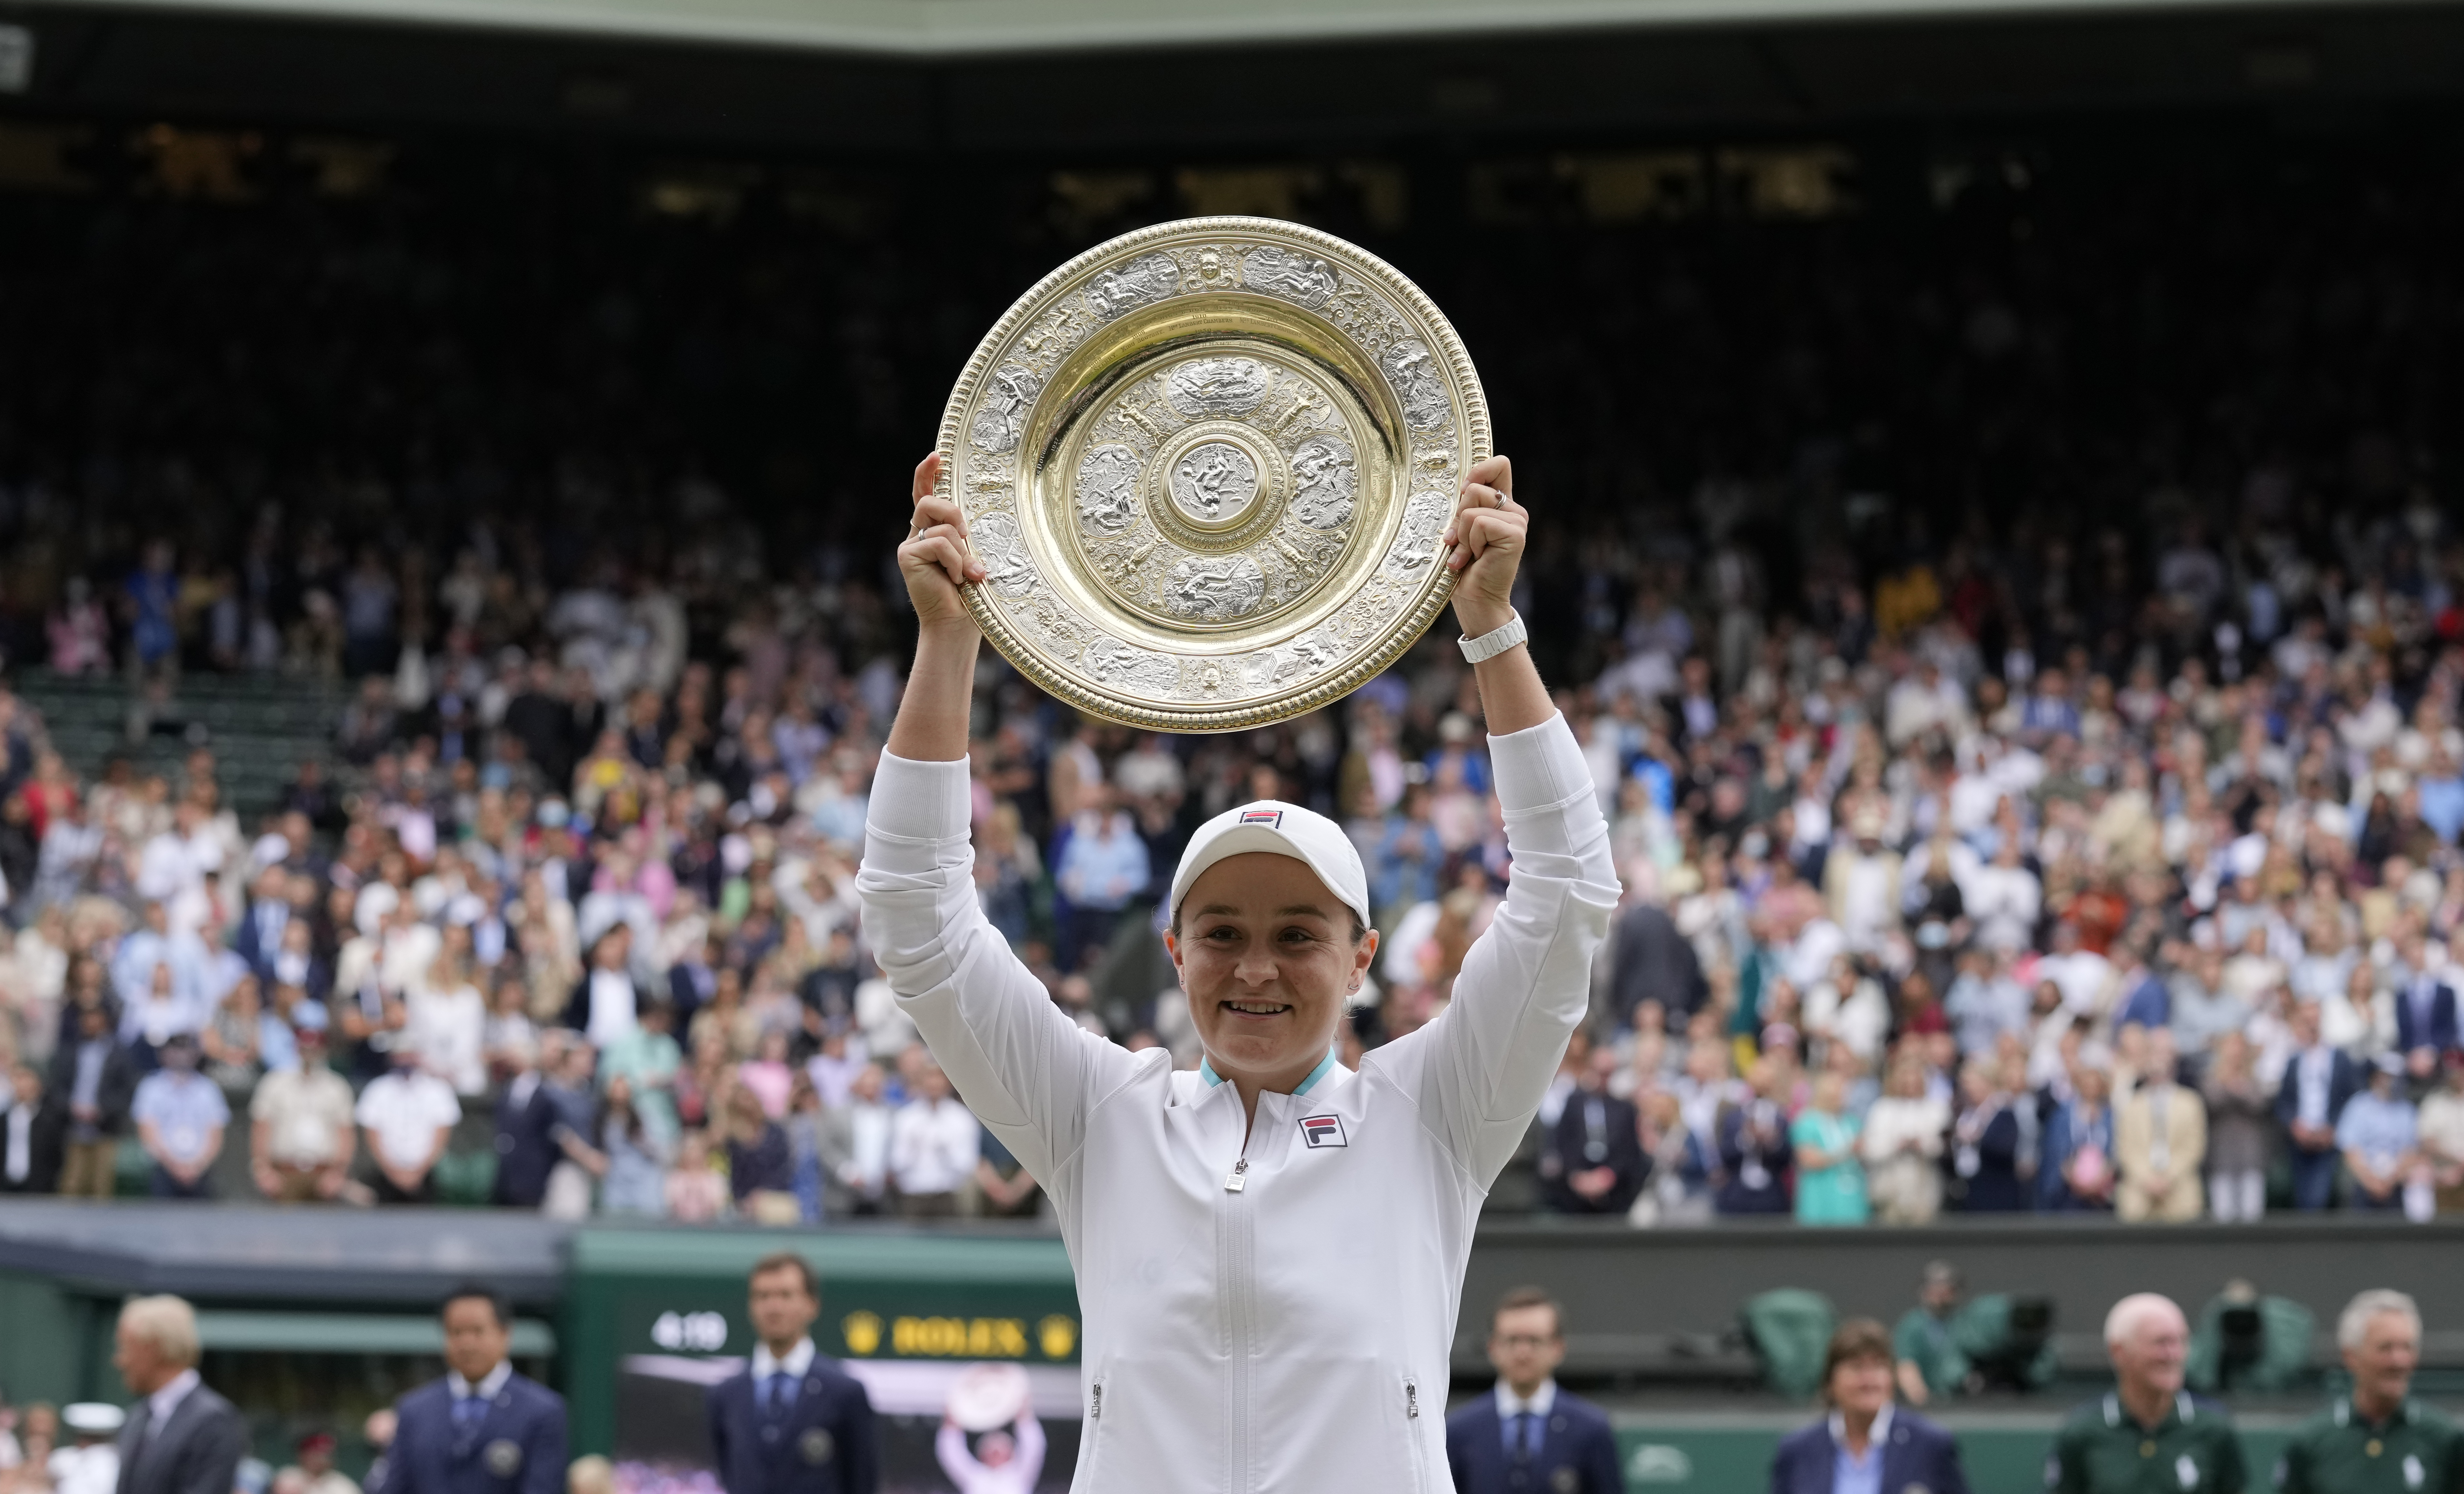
[1199,1048,1341,1096]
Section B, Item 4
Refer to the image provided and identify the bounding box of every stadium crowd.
[0,128,2457,1229]
[0,463,2456,1228]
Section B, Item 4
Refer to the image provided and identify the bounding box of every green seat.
[433,1147,500,1207]
[1742,1288,1838,1401]
[115,1136,153,1196]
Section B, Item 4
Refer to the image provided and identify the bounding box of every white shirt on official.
[448,1360,514,1404]
[1494,1378,1558,1421]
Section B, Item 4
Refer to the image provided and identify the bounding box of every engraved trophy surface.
[935,217,1488,731]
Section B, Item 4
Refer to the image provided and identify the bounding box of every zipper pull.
[1224,1157,1249,1192]
[1406,1379,1420,1419]
[1090,1382,1103,1419]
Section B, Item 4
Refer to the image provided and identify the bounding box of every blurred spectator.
[890,1059,980,1218]
[2338,1054,2425,1218]
[46,1002,133,1198]
[1540,1045,1646,1216]
[664,1128,730,1223]
[541,1039,607,1218]
[1791,1070,1868,1225]
[597,1075,671,1217]
[491,1037,561,1210]
[2115,1030,2206,1222]
[291,1435,357,1494]
[1861,1050,1948,1224]
[821,1061,893,1217]
[720,1082,793,1222]
[355,1050,460,1205]
[1,1061,58,1193]
[1715,1058,1792,1215]
[2199,1032,2272,1224]
[1945,1059,2029,1214]
[249,1026,356,1202]
[973,1127,1042,1220]
[131,1033,225,1198]
[2277,1003,2363,1212]
[2042,1061,2116,1213]
[1051,785,1148,972]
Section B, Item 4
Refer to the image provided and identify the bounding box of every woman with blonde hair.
[1863,1049,1949,1224]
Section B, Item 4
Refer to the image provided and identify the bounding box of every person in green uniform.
[2047,1293,2246,1494]
[1894,1261,1971,1406]
[2277,1289,2464,1493]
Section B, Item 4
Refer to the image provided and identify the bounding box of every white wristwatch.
[1458,610,1528,664]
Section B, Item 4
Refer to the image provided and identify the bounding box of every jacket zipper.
[1399,1380,1439,1494]
[1402,1376,1430,1491]
[1083,1377,1104,1484]
[1221,1134,1256,1491]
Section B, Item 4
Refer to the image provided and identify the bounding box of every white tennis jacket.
[856,713,1618,1494]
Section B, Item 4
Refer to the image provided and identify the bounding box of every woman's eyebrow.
[1274,905,1334,918]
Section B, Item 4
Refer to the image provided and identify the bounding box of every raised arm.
[1391,457,1620,1183]
[859,455,1137,1187]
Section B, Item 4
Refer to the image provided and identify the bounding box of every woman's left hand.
[1446,454,1525,638]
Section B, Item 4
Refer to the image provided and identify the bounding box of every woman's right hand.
[898,453,987,633]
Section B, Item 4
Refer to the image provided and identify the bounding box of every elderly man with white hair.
[111,1294,248,1494]
[2277,1289,2463,1492]
[2045,1293,2246,1493]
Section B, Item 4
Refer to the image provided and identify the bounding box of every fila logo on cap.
[1299,1114,1346,1148]
[1239,808,1284,829]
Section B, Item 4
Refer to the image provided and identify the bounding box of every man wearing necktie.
[370,1287,565,1494]
[706,1253,878,1494]
[112,1295,247,1494]
[1445,1289,1622,1494]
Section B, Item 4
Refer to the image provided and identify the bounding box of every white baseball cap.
[1169,800,1372,931]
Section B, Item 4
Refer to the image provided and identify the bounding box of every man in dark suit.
[1607,901,1707,1027]
[2394,934,2460,1080]
[1446,1288,1622,1494]
[48,1000,138,1199]
[1,1061,61,1192]
[1538,1046,1649,1216]
[113,1294,248,1494]
[708,1253,877,1494]
[491,1037,563,1209]
[373,1286,565,1494]
[231,865,295,986]
[2273,1003,2362,1212]
[1769,1318,1970,1494]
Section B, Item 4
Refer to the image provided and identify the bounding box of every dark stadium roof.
[20,0,2400,56]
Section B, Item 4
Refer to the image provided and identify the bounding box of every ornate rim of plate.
[936,215,1488,732]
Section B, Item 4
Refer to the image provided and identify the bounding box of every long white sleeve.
[1377,711,1620,1186]
[855,754,1141,1190]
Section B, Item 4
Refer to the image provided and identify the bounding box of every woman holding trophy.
[857,220,1617,1492]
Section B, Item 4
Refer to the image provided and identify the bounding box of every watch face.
[938,217,1487,732]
